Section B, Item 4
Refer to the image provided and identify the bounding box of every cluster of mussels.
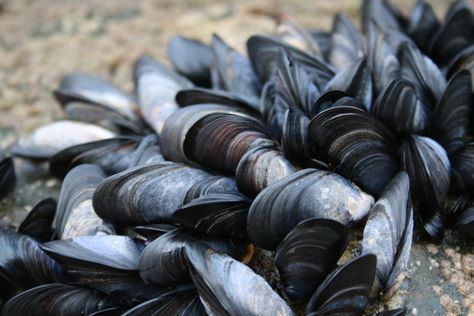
[1,0,474,315]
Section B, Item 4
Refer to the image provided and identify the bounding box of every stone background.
[0,1,472,315]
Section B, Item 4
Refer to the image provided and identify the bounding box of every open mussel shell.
[329,13,365,70]
[1,283,115,316]
[324,57,373,108]
[247,168,374,250]
[41,235,159,301]
[309,106,400,196]
[428,3,474,65]
[211,34,261,110]
[53,73,140,123]
[138,228,253,286]
[235,145,295,197]
[11,120,115,160]
[171,193,250,239]
[372,79,430,135]
[247,34,335,84]
[18,198,56,243]
[361,172,413,298]
[93,162,211,225]
[407,0,439,52]
[431,70,472,155]
[398,42,447,107]
[451,142,474,192]
[55,164,114,239]
[0,155,15,199]
[134,56,193,134]
[305,254,377,316]
[185,241,295,316]
[122,285,206,316]
[167,35,212,87]
[275,218,349,302]
[160,104,252,165]
[0,229,64,289]
[49,137,141,179]
[400,135,450,210]
[182,112,270,173]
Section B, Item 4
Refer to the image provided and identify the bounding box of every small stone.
[412,308,418,315]
[426,244,439,255]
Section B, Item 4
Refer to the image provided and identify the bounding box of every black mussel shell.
[1,283,115,316]
[305,254,377,316]
[183,175,239,204]
[275,218,349,301]
[407,0,439,52]
[372,79,430,135]
[0,155,15,200]
[134,56,193,134]
[247,168,373,250]
[432,70,472,155]
[185,241,294,316]
[310,106,399,196]
[0,230,64,289]
[18,198,56,243]
[451,142,474,192]
[172,193,250,239]
[122,285,206,316]
[168,36,212,87]
[138,228,253,286]
[55,164,114,239]
[329,13,365,70]
[361,172,413,297]
[175,88,259,112]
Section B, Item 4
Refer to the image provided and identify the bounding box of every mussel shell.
[324,57,373,108]
[138,228,253,286]
[185,241,294,316]
[372,79,430,135]
[211,34,261,110]
[11,121,115,160]
[49,137,141,179]
[18,198,56,243]
[432,69,472,154]
[167,36,212,87]
[160,104,252,165]
[183,175,239,204]
[451,142,474,192]
[449,195,474,240]
[310,106,399,196]
[407,0,439,52]
[0,230,64,289]
[93,162,211,225]
[134,56,193,134]
[362,0,403,33]
[428,5,474,65]
[329,13,365,70]
[122,285,206,316]
[361,172,413,297]
[247,168,374,250]
[281,109,313,163]
[0,156,15,199]
[305,254,377,316]
[171,193,250,239]
[183,112,270,173]
[276,13,323,57]
[400,135,450,210]
[1,283,115,316]
[247,34,335,84]
[275,218,349,301]
[235,145,295,197]
[53,73,139,123]
[55,164,114,239]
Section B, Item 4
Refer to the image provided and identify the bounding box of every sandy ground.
[0,1,472,315]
